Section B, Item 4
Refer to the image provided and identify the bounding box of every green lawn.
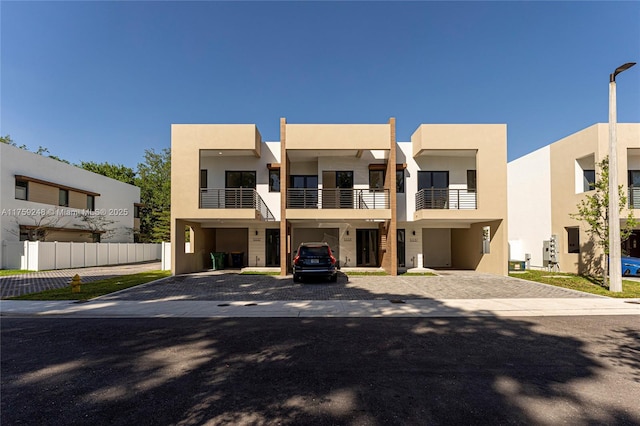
[510,270,640,298]
[0,270,34,276]
[9,270,171,301]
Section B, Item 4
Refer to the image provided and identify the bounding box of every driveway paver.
[97,269,600,301]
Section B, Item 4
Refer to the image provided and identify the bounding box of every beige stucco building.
[171,119,509,276]
[508,123,640,274]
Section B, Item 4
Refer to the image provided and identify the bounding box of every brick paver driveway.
[98,269,599,301]
[0,262,162,299]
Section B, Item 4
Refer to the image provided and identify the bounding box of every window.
[583,170,595,192]
[396,170,405,193]
[15,179,28,200]
[418,171,449,190]
[467,170,477,192]
[86,195,95,211]
[269,169,280,192]
[200,169,208,189]
[369,170,384,190]
[567,227,580,254]
[58,189,69,207]
[134,205,140,218]
[225,171,256,188]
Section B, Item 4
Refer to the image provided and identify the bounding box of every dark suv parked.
[292,242,338,283]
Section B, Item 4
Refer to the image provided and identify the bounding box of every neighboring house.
[171,118,509,276]
[508,123,640,274]
[1,143,141,267]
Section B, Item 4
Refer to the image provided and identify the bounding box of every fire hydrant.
[70,274,81,293]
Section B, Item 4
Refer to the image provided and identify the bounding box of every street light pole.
[608,62,636,293]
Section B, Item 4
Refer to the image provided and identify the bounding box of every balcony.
[287,188,390,209]
[629,187,640,209]
[415,188,477,210]
[200,188,275,221]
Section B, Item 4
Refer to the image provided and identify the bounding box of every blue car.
[621,257,640,276]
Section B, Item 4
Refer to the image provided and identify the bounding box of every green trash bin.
[210,252,226,270]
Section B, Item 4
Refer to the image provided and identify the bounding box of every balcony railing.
[415,188,477,210]
[287,188,390,209]
[629,187,640,209]
[200,188,275,221]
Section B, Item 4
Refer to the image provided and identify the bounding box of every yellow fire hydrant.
[70,274,81,293]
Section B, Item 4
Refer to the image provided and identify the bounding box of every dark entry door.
[397,229,406,268]
[357,229,379,267]
[265,229,280,267]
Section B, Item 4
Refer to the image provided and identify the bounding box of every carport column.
[280,117,289,276]
[382,117,398,275]
[171,218,186,275]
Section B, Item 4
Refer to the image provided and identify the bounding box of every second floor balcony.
[415,188,477,210]
[629,187,640,209]
[287,188,390,209]
[200,188,275,221]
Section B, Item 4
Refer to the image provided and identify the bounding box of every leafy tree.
[135,148,171,242]
[79,161,136,185]
[1,134,27,149]
[571,156,637,288]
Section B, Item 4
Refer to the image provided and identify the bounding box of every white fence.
[2,241,162,271]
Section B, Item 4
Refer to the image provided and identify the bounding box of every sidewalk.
[2,297,639,318]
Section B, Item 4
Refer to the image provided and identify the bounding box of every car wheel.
[330,274,338,283]
[293,274,300,283]
[623,269,631,276]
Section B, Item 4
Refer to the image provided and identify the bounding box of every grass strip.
[510,270,640,298]
[0,270,34,276]
[9,270,171,301]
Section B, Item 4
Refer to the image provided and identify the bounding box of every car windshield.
[299,246,329,257]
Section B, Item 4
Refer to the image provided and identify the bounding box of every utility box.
[543,235,558,265]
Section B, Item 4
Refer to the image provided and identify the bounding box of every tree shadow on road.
[2,300,640,424]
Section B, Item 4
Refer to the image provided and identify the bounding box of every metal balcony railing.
[415,188,477,210]
[629,187,640,209]
[200,188,275,221]
[287,188,390,209]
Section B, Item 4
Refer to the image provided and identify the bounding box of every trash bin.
[230,251,244,268]
[211,252,226,270]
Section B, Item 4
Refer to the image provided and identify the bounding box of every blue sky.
[2,1,639,169]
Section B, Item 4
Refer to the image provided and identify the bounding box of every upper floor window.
[396,170,405,193]
[226,171,256,189]
[418,171,449,190]
[583,170,596,192]
[59,189,69,207]
[269,169,280,192]
[369,170,384,190]
[15,179,28,200]
[200,169,208,189]
[467,170,477,192]
[87,195,95,211]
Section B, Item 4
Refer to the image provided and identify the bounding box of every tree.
[135,148,171,242]
[6,211,68,242]
[571,156,637,288]
[79,161,136,185]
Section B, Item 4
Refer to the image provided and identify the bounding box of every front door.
[397,229,406,268]
[265,229,280,267]
[357,229,379,267]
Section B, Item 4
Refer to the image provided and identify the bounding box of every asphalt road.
[2,316,639,425]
